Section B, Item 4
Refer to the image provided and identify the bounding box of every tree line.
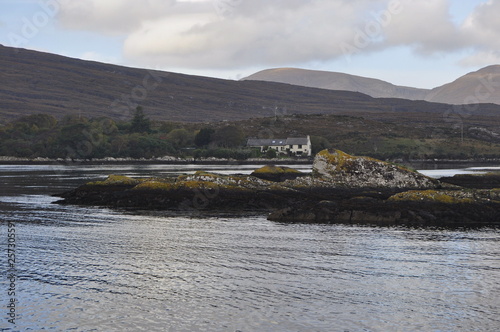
[0,109,280,160]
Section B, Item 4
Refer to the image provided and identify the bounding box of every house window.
[298,144,302,149]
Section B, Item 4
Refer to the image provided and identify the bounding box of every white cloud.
[458,51,500,67]
[123,0,391,68]
[57,0,178,35]
[383,0,464,54]
[54,0,500,70]
[460,0,500,54]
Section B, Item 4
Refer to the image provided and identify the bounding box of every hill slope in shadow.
[1,45,500,126]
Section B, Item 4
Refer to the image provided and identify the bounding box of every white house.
[246,136,312,157]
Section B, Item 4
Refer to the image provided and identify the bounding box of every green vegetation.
[129,107,151,133]
[0,112,257,160]
[2,112,500,161]
[194,128,215,147]
[389,190,474,204]
[252,165,302,174]
[87,175,144,186]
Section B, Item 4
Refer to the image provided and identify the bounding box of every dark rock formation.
[251,165,307,182]
[440,173,500,189]
[55,171,309,212]
[54,150,500,227]
[269,191,500,227]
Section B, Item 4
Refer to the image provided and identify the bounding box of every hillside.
[2,45,500,128]
[243,66,500,106]
[0,45,379,123]
[426,65,500,105]
[242,68,429,100]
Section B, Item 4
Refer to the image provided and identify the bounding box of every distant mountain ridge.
[242,66,500,105]
[426,65,500,105]
[242,68,429,100]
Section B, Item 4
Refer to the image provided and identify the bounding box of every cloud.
[460,0,500,55]
[383,0,464,54]
[459,51,500,67]
[123,0,392,68]
[54,0,500,70]
[57,0,178,35]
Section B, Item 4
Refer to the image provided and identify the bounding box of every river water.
[0,164,499,331]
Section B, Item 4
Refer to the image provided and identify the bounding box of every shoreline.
[1,156,500,168]
[0,156,313,166]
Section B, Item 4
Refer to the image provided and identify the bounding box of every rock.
[440,172,500,189]
[87,174,143,186]
[251,165,307,182]
[311,149,439,189]
[55,172,306,211]
[54,150,500,227]
[269,194,500,227]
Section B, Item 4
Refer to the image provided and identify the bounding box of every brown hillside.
[1,45,500,128]
[242,67,429,100]
[244,66,500,106]
[426,65,500,105]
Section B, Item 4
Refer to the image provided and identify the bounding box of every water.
[1,164,499,331]
[418,166,496,179]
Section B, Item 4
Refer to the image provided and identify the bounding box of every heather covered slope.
[2,45,500,126]
[0,45,374,123]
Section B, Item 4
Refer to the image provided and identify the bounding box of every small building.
[246,136,312,157]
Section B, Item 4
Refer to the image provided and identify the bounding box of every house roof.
[247,136,309,147]
[285,137,309,145]
[247,138,287,146]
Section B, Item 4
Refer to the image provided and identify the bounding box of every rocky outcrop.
[268,195,500,227]
[251,165,307,182]
[440,173,500,189]
[56,171,307,212]
[55,149,500,227]
[310,149,439,188]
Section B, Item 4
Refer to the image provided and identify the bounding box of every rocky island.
[55,149,500,227]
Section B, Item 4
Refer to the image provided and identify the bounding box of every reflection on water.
[0,164,499,331]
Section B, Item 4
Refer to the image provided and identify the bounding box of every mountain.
[242,68,429,100]
[425,65,500,105]
[0,44,377,123]
[242,66,500,106]
[1,44,500,126]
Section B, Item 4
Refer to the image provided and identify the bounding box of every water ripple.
[2,165,500,331]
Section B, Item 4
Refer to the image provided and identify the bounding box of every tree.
[16,114,57,131]
[211,126,244,148]
[266,148,277,158]
[194,127,215,147]
[129,107,151,133]
[311,136,332,154]
[167,128,194,148]
[125,134,174,159]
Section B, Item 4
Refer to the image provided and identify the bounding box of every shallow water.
[0,164,499,331]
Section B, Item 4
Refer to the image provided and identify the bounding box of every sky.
[0,0,499,89]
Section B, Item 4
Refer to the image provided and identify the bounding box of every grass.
[389,190,474,204]
[252,165,302,174]
[87,175,143,186]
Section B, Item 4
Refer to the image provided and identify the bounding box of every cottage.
[246,136,312,157]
